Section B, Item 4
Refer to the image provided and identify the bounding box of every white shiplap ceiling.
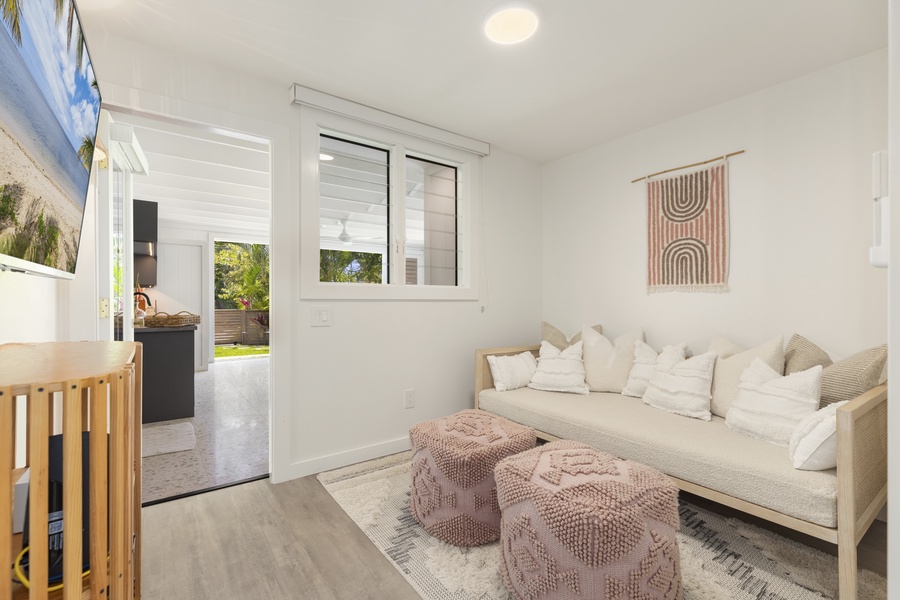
[80,1,886,235]
[109,111,271,238]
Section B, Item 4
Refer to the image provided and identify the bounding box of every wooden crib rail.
[1,341,142,600]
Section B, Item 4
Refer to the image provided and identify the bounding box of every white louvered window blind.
[294,85,487,301]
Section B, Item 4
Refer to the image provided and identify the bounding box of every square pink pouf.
[409,409,536,547]
[494,440,682,600]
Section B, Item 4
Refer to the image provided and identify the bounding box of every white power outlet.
[404,389,416,409]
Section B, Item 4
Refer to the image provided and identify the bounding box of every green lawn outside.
[215,344,270,358]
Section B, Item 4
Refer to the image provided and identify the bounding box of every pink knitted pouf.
[494,440,682,600]
[409,409,536,547]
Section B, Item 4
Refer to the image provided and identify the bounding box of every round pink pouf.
[494,440,682,600]
[409,409,536,547]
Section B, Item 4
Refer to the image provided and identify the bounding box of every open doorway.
[103,109,273,504]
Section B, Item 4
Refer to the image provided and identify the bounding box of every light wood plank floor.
[141,476,886,599]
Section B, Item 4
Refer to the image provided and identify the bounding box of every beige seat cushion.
[479,387,837,528]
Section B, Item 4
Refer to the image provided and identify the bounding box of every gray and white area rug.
[318,451,886,600]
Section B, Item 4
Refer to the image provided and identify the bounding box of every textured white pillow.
[527,341,589,395]
[726,359,822,447]
[708,335,785,418]
[642,350,717,421]
[487,351,537,392]
[582,327,644,393]
[789,401,849,470]
[622,341,686,398]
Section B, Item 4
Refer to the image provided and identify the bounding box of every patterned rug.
[318,452,886,600]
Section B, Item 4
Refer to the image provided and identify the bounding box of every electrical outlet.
[98,298,110,319]
[404,389,416,409]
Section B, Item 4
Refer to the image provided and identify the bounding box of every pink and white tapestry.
[647,162,728,293]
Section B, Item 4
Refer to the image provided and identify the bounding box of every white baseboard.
[273,436,411,483]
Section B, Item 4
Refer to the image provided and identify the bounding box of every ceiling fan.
[336,218,384,246]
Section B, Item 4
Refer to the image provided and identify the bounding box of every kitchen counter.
[127,325,197,423]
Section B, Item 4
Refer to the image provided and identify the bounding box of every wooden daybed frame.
[474,345,887,600]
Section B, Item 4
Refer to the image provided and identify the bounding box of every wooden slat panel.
[62,380,83,600]
[29,384,51,600]
[109,371,126,599]
[132,345,143,600]
[0,386,12,600]
[89,377,109,598]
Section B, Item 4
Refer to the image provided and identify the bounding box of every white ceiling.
[82,1,886,237]
[80,0,887,164]
[109,111,271,237]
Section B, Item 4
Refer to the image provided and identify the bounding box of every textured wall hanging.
[647,161,729,293]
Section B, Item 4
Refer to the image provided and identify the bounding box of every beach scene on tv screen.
[0,0,100,274]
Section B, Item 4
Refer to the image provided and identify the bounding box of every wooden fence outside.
[215,309,269,345]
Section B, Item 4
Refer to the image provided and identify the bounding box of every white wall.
[886,0,899,593]
[90,33,544,482]
[542,50,888,357]
[0,272,63,342]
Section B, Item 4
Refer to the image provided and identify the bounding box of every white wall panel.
[542,50,888,358]
[154,242,204,369]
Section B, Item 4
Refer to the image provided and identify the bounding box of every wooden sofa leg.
[838,538,858,600]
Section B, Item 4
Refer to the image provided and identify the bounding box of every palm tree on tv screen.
[2,0,22,45]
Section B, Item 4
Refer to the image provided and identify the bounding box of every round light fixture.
[484,3,539,45]
[319,153,334,161]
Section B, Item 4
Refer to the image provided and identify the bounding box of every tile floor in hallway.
[141,355,269,503]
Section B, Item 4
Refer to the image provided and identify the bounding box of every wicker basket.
[143,311,201,327]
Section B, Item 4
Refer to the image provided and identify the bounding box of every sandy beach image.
[0,121,84,273]
[0,2,98,275]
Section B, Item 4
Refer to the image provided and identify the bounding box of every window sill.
[300,281,479,301]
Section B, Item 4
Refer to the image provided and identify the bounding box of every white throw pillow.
[789,401,849,470]
[642,350,717,421]
[527,341,589,395]
[582,327,644,393]
[487,351,537,392]
[725,359,822,447]
[708,335,785,418]
[622,341,686,398]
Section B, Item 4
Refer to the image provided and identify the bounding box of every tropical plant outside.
[215,242,270,310]
[320,249,382,283]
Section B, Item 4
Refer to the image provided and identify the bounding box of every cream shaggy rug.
[141,422,196,458]
[318,451,886,600]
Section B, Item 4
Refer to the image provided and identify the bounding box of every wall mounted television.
[0,0,101,279]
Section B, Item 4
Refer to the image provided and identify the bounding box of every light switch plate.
[311,306,331,327]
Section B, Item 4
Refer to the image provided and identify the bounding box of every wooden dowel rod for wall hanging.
[631,150,745,183]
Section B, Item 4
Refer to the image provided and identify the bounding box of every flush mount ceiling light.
[484,2,539,45]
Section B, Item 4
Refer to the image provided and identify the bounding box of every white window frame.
[294,86,488,301]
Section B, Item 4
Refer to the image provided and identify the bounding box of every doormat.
[142,422,196,458]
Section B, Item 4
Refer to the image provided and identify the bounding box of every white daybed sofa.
[474,344,887,600]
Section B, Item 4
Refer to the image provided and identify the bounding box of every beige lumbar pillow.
[527,341,589,395]
[708,335,784,418]
[783,335,887,407]
[542,321,602,350]
[784,334,833,374]
[582,327,644,393]
[487,351,537,392]
[726,359,822,447]
[642,349,717,421]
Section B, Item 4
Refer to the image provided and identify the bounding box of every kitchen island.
[129,325,196,423]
